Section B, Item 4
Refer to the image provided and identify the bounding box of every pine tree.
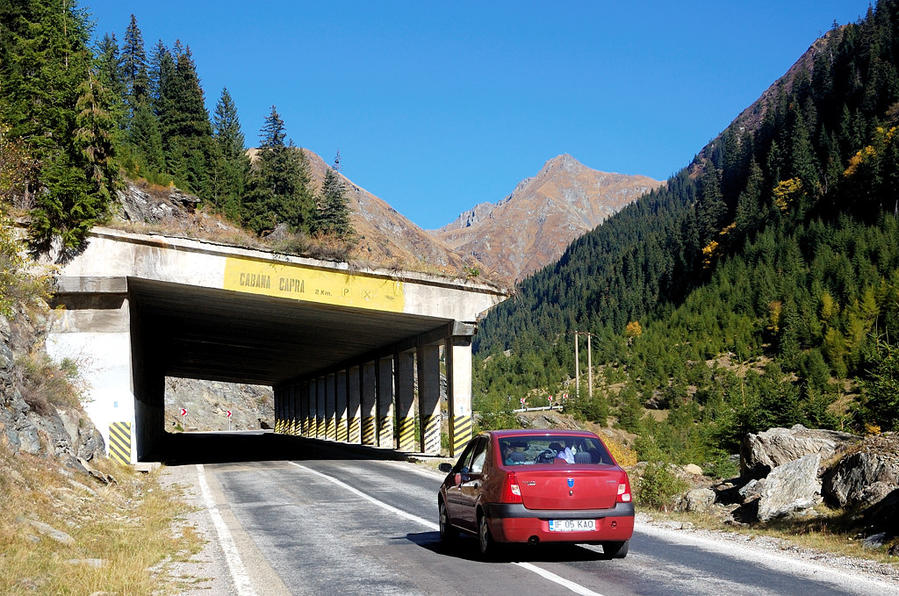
[313,152,353,237]
[121,15,149,108]
[161,44,214,195]
[0,0,119,252]
[211,87,249,216]
[259,105,286,148]
[242,106,313,234]
[129,102,164,175]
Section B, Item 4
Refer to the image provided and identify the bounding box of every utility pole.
[587,332,593,399]
[573,331,595,401]
[574,332,580,399]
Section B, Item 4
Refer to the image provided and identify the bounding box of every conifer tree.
[242,106,313,234]
[211,87,249,217]
[313,153,353,237]
[160,44,214,195]
[121,15,150,108]
[0,0,119,253]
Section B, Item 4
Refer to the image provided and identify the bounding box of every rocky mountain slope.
[164,377,272,432]
[430,154,663,282]
[114,148,484,281]
[300,150,479,274]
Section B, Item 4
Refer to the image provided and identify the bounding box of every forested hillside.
[475,1,899,468]
[0,4,351,256]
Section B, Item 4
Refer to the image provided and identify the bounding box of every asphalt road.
[163,433,899,596]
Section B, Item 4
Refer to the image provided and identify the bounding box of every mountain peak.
[544,153,582,169]
[430,157,664,282]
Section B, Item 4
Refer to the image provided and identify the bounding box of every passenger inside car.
[503,440,529,465]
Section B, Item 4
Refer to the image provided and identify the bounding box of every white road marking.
[196,464,257,596]
[289,461,604,596]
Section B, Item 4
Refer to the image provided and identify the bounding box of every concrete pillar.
[290,385,299,435]
[316,376,326,438]
[377,356,394,448]
[274,387,282,434]
[326,373,337,440]
[335,370,348,442]
[304,380,314,436]
[417,343,441,455]
[285,385,292,434]
[347,366,361,442]
[361,362,377,445]
[446,335,473,456]
[394,350,416,452]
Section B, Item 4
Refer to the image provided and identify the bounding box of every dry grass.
[0,442,203,594]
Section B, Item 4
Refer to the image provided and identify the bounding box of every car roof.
[488,429,598,439]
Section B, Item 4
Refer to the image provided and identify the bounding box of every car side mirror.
[438,462,453,474]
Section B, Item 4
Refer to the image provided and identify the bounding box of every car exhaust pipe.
[528,536,539,545]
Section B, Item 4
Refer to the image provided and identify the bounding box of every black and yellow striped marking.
[349,418,361,443]
[291,418,299,435]
[452,415,473,456]
[326,417,336,440]
[377,417,392,447]
[362,416,376,445]
[336,419,348,442]
[422,415,440,454]
[108,422,131,465]
[397,417,416,451]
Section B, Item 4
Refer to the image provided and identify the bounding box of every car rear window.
[497,435,613,466]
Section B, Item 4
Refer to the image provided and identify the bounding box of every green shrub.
[635,462,689,511]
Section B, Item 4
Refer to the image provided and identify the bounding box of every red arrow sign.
[226,410,232,418]
[520,398,526,404]
[180,408,187,416]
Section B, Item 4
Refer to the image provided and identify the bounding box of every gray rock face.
[741,424,858,479]
[823,434,899,509]
[1,305,105,466]
[756,453,823,522]
[164,377,273,432]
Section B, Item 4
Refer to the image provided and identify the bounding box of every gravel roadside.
[157,464,235,595]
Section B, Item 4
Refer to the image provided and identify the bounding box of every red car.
[437,429,634,558]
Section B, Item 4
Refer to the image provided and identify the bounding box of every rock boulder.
[822,433,899,509]
[755,453,823,522]
[741,424,858,479]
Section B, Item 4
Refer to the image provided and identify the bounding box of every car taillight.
[501,472,523,503]
[616,477,632,503]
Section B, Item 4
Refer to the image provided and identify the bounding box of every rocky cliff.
[430,154,664,282]
[0,300,105,469]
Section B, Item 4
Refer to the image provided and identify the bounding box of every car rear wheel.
[477,512,495,558]
[601,540,629,559]
[438,500,456,543]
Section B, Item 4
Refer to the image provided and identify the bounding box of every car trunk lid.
[514,468,620,510]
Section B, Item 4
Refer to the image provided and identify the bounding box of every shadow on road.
[401,531,608,563]
[149,431,415,466]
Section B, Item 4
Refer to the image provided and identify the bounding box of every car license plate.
[548,519,596,532]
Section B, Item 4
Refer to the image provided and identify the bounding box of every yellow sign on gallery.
[223,257,405,312]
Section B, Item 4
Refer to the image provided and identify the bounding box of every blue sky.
[87,1,871,229]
